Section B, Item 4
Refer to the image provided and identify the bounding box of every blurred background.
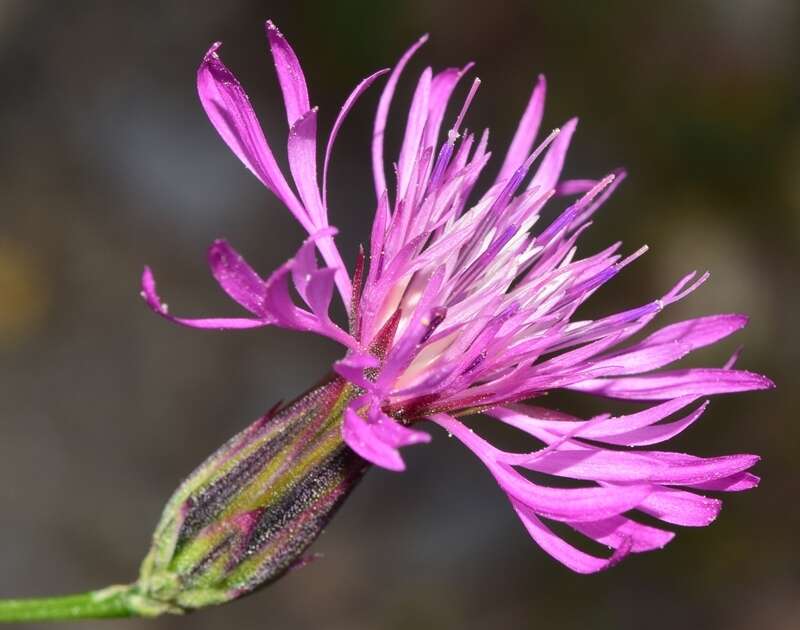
[0,1,797,628]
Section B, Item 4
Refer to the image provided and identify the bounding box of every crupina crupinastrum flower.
[0,19,772,622]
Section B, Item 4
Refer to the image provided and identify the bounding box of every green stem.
[0,586,136,622]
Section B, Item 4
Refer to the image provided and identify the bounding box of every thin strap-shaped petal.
[396,67,432,201]
[509,445,757,485]
[497,74,546,184]
[371,415,431,449]
[588,340,697,376]
[197,43,311,232]
[333,353,379,389]
[141,267,271,330]
[560,299,735,371]
[600,314,749,363]
[491,396,701,443]
[261,256,356,349]
[289,235,319,304]
[569,515,674,553]
[586,402,709,447]
[366,397,432,450]
[372,34,429,198]
[686,472,759,492]
[305,268,337,321]
[287,108,325,227]
[342,401,430,472]
[569,368,774,400]
[555,179,597,196]
[208,239,268,316]
[640,451,759,485]
[432,414,651,522]
[257,232,358,349]
[343,405,406,471]
[258,259,310,330]
[421,65,471,159]
[286,110,351,304]
[265,20,310,127]
[511,499,631,574]
[366,192,391,291]
[636,486,721,526]
[323,68,390,207]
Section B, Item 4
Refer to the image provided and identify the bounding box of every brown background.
[0,1,797,628]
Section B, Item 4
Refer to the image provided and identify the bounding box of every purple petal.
[304,268,336,320]
[512,499,631,574]
[636,486,721,526]
[287,107,325,227]
[208,239,267,316]
[491,399,711,449]
[517,447,757,486]
[555,178,597,196]
[396,67,432,201]
[723,346,744,369]
[365,192,391,296]
[570,515,675,553]
[497,74,546,184]
[259,232,356,349]
[333,353,379,389]
[491,396,702,443]
[641,451,760,485]
[323,69,390,207]
[372,34,428,198]
[422,66,470,158]
[686,472,760,492]
[289,236,319,303]
[569,368,775,400]
[197,43,311,231]
[343,405,406,471]
[141,267,271,330]
[588,402,709,447]
[265,20,310,127]
[286,112,351,305]
[598,315,749,371]
[432,414,651,522]
[262,259,312,330]
[642,314,748,348]
[368,404,431,448]
[589,340,696,376]
[341,401,428,472]
[513,447,661,482]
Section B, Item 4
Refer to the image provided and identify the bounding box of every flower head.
[142,21,773,574]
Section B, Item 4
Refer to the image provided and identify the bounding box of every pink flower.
[142,21,773,573]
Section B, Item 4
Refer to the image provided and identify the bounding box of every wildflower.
[140,19,772,583]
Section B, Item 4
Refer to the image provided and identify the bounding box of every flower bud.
[132,377,367,614]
